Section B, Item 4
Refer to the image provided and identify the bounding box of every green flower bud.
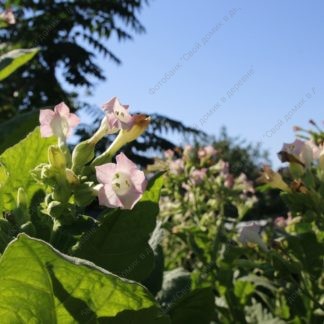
[92,114,150,166]
[66,169,79,185]
[14,187,30,225]
[289,162,304,178]
[17,187,27,210]
[71,140,95,173]
[118,114,151,144]
[48,145,66,171]
[257,165,290,192]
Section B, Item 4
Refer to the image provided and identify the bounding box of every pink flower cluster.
[39,99,147,210]
[198,145,217,160]
[163,144,255,205]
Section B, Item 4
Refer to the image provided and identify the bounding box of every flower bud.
[65,169,79,185]
[118,114,150,145]
[257,165,290,192]
[48,145,66,171]
[91,114,150,166]
[71,140,95,173]
[289,162,304,178]
[14,187,30,225]
[17,187,27,209]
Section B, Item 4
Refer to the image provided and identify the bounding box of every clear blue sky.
[80,0,324,166]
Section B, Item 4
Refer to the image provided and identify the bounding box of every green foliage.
[0,234,166,323]
[0,127,55,211]
[0,48,38,81]
[151,137,324,322]
[0,113,175,321]
[158,268,192,308]
[0,110,39,154]
[0,2,206,163]
[73,174,164,282]
[167,288,215,324]
[0,1,148,117]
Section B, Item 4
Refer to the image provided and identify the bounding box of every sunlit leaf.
[0,48,38,81]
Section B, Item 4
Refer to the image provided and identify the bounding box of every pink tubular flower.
[164,149,175,159]
[214,159,229,174]
[190,168,207,185]
[183,145,194,160]
[278,139,314,167]
[39,102,80,140]
[274,216,287,228]
[169,159,184,175]
[224,174,234,189]
[0,8,16,25]
[102,97,133,131]
[95,153,147,210]
[198,145,217,159]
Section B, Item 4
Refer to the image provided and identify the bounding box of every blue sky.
[80,0,324,166]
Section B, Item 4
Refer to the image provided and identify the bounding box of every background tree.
[0,0,150,119]
[0,0,204,159]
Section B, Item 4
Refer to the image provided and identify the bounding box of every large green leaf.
[0,127,55,211]
[0,234,169,323]
[167,288,215,324]
[157,268,191,308]
[73,173,164,282]
[0,48,39,81]
[0,111,40,154]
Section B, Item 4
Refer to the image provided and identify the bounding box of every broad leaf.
[168,288,215,324]
[0,234,169,323]
[143,245,164,296]
[0,48,38,81]
[0,111,40,154]
[157,268,191,308]
[0,127,55,211]
[73,173,164,282]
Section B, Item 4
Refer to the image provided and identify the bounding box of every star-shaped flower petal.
[39,102,80,140]
[95,153,147,210]
[102,97,133,131]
